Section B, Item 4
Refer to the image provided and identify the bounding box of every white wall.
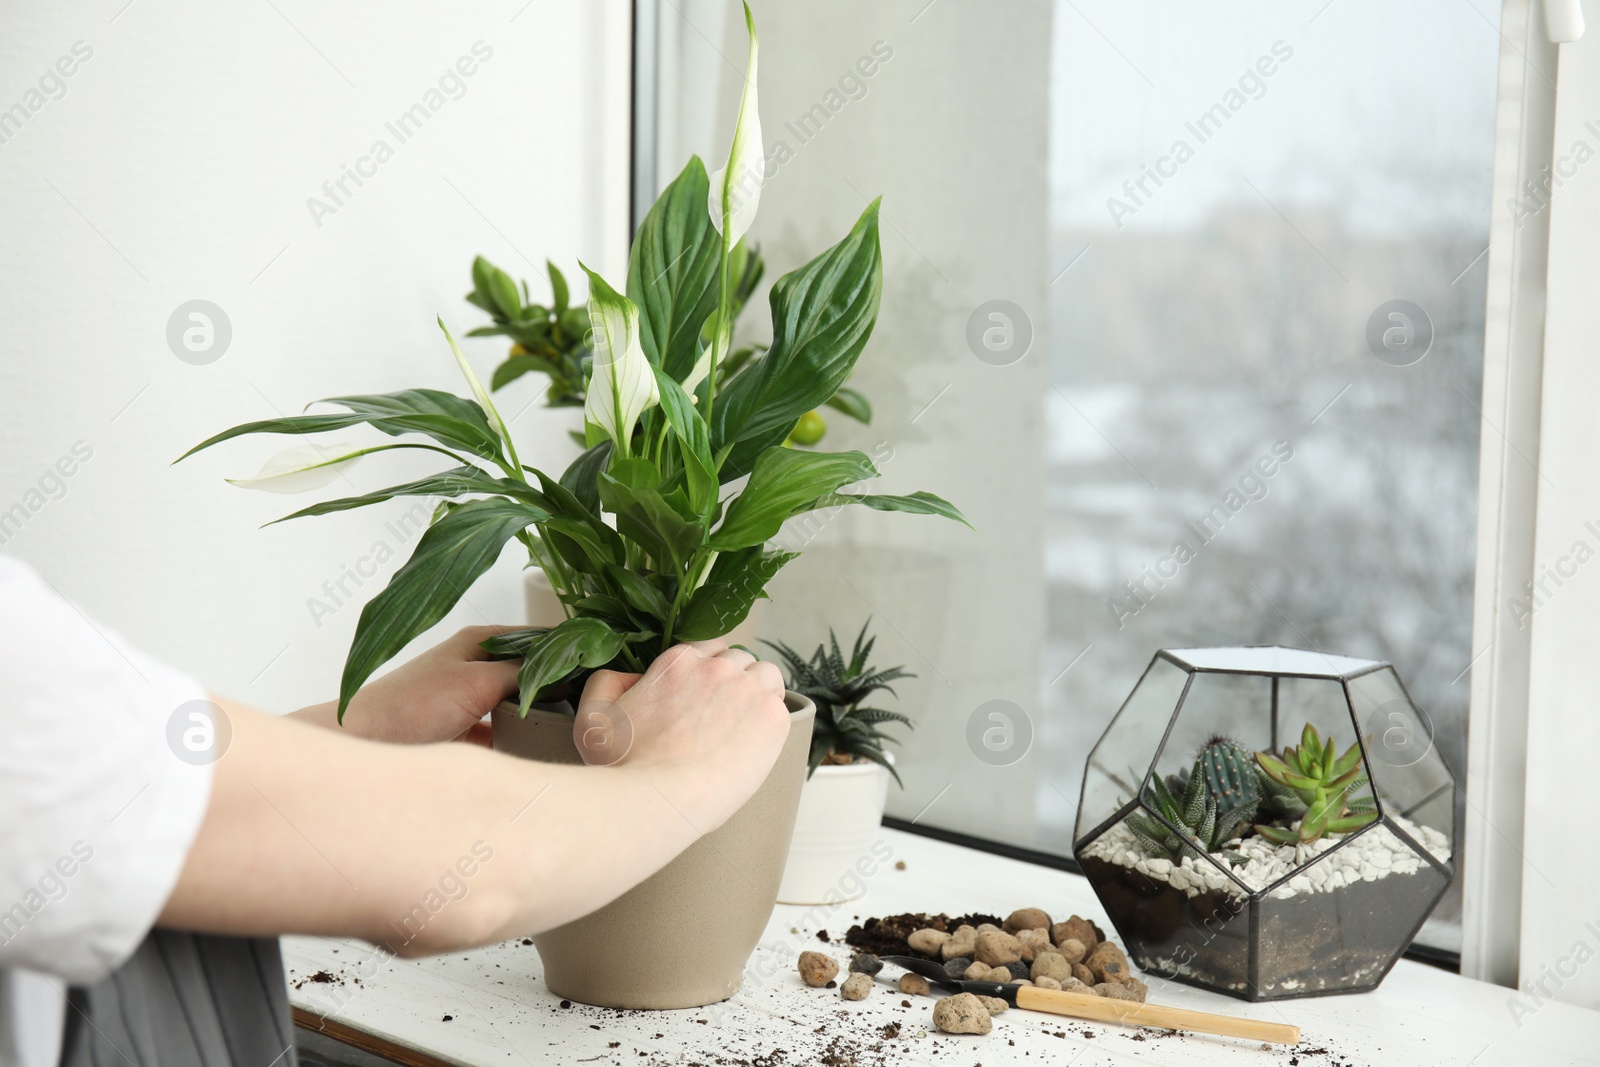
[0,0,631,711]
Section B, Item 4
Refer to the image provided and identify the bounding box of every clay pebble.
[840,973,873,1000]
[977,995,1009,1015]
[1016,927,1053,962]
[1002,908,1052,934]
[1057,937,1087,965]
[1035,975,1062,990]
[1053,916,1099,954]
[798,951,839,987]
[849,953,883,976]
[1071,962,1096,987]
[898,973,931,996]
[932,992,993,1035]
[1095,982,1141,1002]
[973,929,1023,967]
[943,957,973,979]
[1030,952,1071,983]
[907,928,949,955]
[942,925,978,961]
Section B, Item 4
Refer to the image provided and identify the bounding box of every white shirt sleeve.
[0,557,213,985]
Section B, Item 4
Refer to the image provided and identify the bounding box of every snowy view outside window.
[1041,1,1500,946]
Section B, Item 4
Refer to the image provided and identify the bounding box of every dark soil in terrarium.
[843,912,1005,959]
[1080,854,1446,999]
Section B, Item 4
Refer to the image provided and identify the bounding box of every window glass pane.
[643,0,1495,954]
[1044,0,1494,950]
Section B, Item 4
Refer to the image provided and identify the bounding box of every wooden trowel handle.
[1013,985,1301,1045]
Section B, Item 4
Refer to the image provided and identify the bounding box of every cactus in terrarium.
[1254,723,1378,848]
[1127,760,1252,864]
[1198,736,1261,826]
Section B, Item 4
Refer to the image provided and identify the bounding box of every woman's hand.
[292,626,519,744]
[573,639,792,832]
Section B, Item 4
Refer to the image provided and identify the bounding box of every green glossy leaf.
[598,462,704,570]
[1254,824,1299,846]
[560,441,612,516]
[674,546,797,642]
[177,389,507,466]
[1324,810,1380,835]
[627,157,722,380]
[711,448,877,550]
[607,564,672,621]
[1330,740,1365,780]
[473,256,523,322]
[547,260,570,314]
[652,366,717,514]
[491,354,561,391]
[512,616,629,715]
[480,626,548,659]
[825,386,872,424]
[270,466,541,524]
[711,201,882,476]
[325,388,507,462]
[339,498,549,718]
[1300,723,1321,760]
[804,489,971,528]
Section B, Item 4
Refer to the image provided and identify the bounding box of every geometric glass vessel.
[1073,647,1456,1000]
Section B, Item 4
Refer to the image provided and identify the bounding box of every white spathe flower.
[708,3,762,246]
[227,442,363,494]
[438,317,513,453]
[582,267,659,454]
[683,314,728,396]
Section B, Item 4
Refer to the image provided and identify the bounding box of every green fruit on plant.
[790,410,827,446]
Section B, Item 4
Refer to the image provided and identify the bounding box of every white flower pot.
[776,757,892,905]
[523,567,566,628]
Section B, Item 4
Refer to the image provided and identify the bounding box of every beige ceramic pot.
[491,692,816,1009]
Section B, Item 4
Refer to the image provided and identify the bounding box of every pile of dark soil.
[843,912,1004,960]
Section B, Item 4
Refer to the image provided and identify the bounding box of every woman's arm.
[158,641,790,956]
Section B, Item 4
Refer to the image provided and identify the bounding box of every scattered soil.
[844,912,1004,960]
[289,970,337,990]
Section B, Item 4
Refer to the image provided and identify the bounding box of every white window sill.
[285,828,1599,1066]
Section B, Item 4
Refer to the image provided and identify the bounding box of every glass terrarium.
[1073,646,1455,1001]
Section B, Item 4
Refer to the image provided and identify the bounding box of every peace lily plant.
[181,4,966,721]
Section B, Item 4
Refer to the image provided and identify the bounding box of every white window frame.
[628,0,1588,998]
[1459,0,1597,1001]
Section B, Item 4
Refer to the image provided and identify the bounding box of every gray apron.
[59,930,297,1067]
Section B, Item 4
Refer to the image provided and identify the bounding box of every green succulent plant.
[1254,723,1379,847]
[1127,760,1251,864]
[1198,736,1262,826]
[762,621,912,783]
